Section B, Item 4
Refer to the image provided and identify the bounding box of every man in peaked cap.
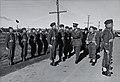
[71,23,83,64]
[6,27,16,65]
[102,19,114,76]
[48,22,59,66]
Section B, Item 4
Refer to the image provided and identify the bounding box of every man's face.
[73,26,77,30]
[33,30,36,33]
[106,23,113,28]
[9,29,13,33]
[89,27,94,33]
[23,30,26,33]
[52,25,56,29]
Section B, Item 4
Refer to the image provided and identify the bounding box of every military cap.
[9,27,13,30]
[65,26,69,29]
[89,26,95,30]
[22,28,26,30]
[73,23,78,27]
[69,27,72,30]
[104,19,113,25]
[94,27,97,30]
[59,24,64,28]
[99,29,102,31]
[84,28,88,31]
[31,28,35,30]
[50,22,56,27]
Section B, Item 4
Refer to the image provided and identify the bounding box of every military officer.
[6,27,16,65]
[48,22,58,66]
[86,26,99,66]
[71,23,83,64]
[102,19,114,76]
[29,28,36,58]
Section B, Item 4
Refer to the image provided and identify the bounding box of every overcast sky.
[0,0,120,30]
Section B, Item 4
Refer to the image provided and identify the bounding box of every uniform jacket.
[6,32,16,49]
[102,28,114,51]
[47,29,58,45]
[71,29,83,46]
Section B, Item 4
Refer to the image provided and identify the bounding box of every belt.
[52,37,56,40]
[73,37,80,39]
[22,39,27,42]
[9,40,14,42]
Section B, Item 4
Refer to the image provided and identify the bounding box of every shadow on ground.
[0,54,49,77]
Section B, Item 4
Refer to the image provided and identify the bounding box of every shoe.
[90,59,92,63]
[75,60,78,64]
[91,62,96,66]
[50,62,56,66]
[106,72,112,77]
[110,67,113,70]
[102,71,107,76]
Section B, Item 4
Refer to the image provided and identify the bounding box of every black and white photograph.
[0,0,120,82]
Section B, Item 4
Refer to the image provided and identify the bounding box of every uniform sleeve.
[102,30,109,50]
[96,32,100,47]
[6,34,9,48]
[80,31,83,39]
[47,30,52,45]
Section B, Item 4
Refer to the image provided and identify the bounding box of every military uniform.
[36,32,43,56]
[82,28,88,56]
[102,19,114,76]
[20,28,28,61]
[6,27,16,65]
[63,26,70,60]
[29,28,37,58]
[71,23,83,64]
[41,31,48,55]
[86,28,99,65]
[48,22,58,66]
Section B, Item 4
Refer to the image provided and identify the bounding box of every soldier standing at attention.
[20,28,28,61]
[71,23,83,64]
[102,19,114,76]
[6,27,16,65]
[36,29,43,56]
[29,28,37,58]
[86,26,99,66]
[41,29,48,55]
[48,22,58,66]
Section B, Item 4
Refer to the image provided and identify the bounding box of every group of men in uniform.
[6,19,114,77]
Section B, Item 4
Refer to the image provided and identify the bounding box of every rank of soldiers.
[5,19,114,77]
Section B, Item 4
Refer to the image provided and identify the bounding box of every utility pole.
[84,15,92,29]
[49,0,67,28]
[87,15,90,28]
[98,21,100,30]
